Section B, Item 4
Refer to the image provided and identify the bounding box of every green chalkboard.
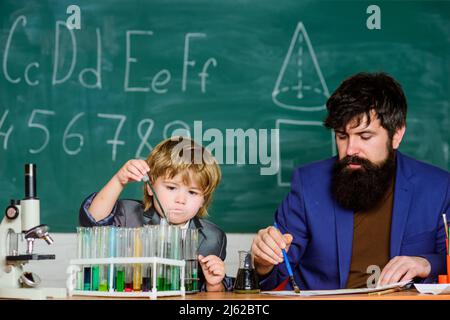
[1,0,449,233]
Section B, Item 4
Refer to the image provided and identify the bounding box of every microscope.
[0,164,66,299]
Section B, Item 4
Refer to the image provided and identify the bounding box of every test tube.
[164,226,173,291]
[168,226,181,291]
[133,227,142,291]
[91,227,100,291]
[156,224,167,291]
[76,227,84,290]
[115,227,125,292]
[141,226,151,292]
[82,227,92,291]
[125,228,134,292]
[98,227,109,291]
[108,226,117,291]
[183,228,199,293]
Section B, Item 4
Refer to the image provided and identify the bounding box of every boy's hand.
[115,159,150,186]
[198,255,225,291]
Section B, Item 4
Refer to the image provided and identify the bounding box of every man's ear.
[392,126,406,149]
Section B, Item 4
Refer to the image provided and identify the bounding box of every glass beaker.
[233,250,260,294]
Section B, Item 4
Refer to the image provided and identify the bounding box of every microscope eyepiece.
[25,163,37,199]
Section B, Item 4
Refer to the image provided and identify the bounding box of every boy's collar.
[189,215,203,230]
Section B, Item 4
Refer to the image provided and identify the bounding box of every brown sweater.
[345,182,394,289]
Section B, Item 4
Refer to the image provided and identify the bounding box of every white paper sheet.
[261,280,412,296]
[414,284,450,295]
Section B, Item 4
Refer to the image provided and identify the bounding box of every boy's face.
[147,171,205,225]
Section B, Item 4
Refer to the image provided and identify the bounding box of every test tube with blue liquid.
[82,227,92,290]
[76,227,84,290]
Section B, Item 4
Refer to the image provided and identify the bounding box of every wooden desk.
[159,290,450,300]
[68,290,450,300]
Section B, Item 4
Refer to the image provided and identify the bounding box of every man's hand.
[377,256,431,286]
[198,255,225,292]
[251,226,293,276]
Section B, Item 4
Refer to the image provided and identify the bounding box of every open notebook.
[414,284,450,295]
[261,280,413,296]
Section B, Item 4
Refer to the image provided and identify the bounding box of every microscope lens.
[24,164,37,199]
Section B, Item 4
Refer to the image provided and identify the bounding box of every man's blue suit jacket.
[260,152,450,290]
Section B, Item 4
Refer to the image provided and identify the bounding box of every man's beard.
[331,147,396,212]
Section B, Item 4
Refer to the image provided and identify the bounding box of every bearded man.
[252,72,450,290]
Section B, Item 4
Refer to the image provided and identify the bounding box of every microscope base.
[0,287,67,300]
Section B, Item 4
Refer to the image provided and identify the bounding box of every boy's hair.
[324,72,407,138]
[143,136,221,218]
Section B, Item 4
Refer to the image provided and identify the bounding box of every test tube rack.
[66,256,185,299]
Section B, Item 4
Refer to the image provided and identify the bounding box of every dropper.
[142,174,169,225]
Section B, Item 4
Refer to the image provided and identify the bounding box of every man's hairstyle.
[143,136,221,218]
[324,72,407,138]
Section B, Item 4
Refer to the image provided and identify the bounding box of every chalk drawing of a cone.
[272,22,329,111]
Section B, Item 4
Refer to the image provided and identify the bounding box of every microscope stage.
[6,254,55,262]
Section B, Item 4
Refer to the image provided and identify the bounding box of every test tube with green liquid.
[98,227,109,291]
[91,227,100,291]
[168,226,181,291]
[183,228,199,293]
[115,228,125,292]
[156,224,167,291]
[163,226,172,291]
